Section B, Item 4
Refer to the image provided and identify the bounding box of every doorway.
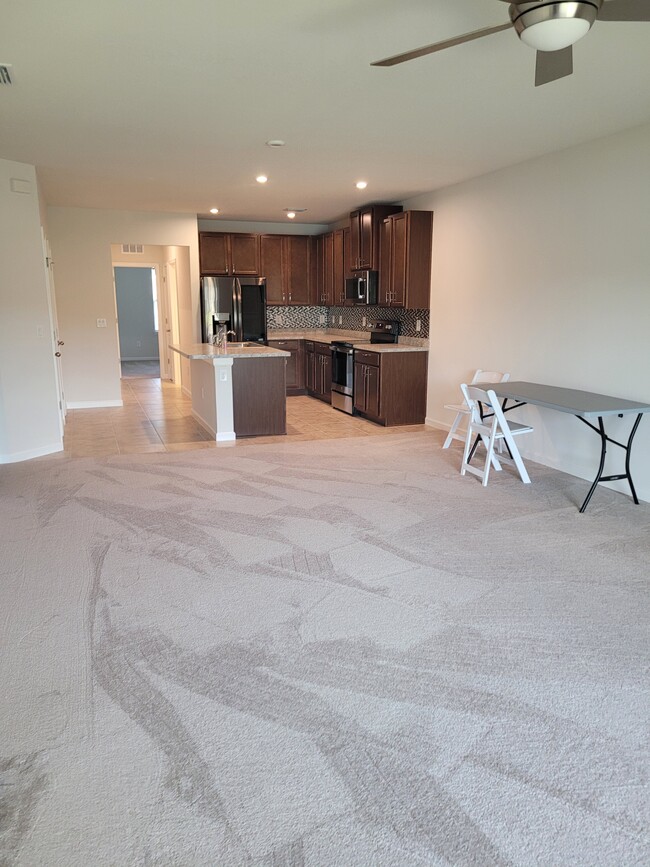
[114,265,161,379]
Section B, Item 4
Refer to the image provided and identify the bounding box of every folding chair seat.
[459,384,533,486]
[442,370,510,449]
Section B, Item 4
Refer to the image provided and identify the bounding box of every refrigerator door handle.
[234,278,243,341]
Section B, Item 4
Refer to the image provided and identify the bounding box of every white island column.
[189,356,236,442]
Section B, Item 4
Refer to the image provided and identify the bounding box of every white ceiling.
[1,0,649,225]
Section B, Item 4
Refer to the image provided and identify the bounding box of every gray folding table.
[488,381,650,513]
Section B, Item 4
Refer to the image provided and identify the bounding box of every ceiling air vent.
[121,243,144,254]
[0,65,13,85]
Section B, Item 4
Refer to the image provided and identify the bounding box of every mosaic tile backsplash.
[267,305,429,339]
[266,306,328,330]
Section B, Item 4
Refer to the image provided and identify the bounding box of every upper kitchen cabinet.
[286,235,311,305]
[379,210,433,309]
[349,204,402,271]
[260,234,311,305]
[332,228,348,306]
[260,235,284,304]
[311,233,334,306]
[199,232,260,276]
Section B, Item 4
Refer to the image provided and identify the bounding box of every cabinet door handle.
[288,292,292,302]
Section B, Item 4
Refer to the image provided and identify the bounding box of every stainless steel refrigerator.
[200,276,267,344]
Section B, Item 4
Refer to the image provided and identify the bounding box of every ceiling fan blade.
[371,22,511,67]
[535,46,573,86]
[598,0,650,21]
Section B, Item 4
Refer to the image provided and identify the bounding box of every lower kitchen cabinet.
[231,357,286,437]
[267,339,305,394]
[354,350,427,425]
[305,340,331,403]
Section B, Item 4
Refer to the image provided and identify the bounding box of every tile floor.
[62,377,427,458]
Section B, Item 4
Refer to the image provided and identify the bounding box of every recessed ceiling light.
[266,140,285,148]
[209,207,219,214]
[256,175,268,184]
[356,181,368,190]
[286,211,296,219]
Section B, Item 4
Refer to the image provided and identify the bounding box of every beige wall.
[404,122,650,503]
[48,209,200,405]
[0,159,62,462]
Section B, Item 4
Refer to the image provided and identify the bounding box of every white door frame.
[112,262,167,378]
[41,228,66,435]
[164,259,181,385]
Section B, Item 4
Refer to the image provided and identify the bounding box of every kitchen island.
[170,343,290,441]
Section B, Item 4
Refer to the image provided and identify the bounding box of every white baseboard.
[425,417,449,432]
[67,400,124,409]
[0,442,64,464]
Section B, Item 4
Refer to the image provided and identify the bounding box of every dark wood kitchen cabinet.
[305,341,331,402]
[260,235,311,305]
[231,357,286,436]
[311,233,335,306]
[332,227,348,306]
[379,210,433,309]
[354,349,427,425]
[199,232,260,276]
[349,204,402,271]
[267,339,305,394]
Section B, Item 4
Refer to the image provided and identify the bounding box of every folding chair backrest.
[461,384,498,431]
[472,370,510,385]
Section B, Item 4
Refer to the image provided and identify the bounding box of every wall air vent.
[121,244,144,254]
[0,65,13,85]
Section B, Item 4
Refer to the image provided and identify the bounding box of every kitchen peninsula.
[171,343,290,441]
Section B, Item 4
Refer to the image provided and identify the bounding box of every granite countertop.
[267,330,428,352]
[350,343,427,353]
[170,343,290,360]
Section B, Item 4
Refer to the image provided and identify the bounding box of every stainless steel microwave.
[345,270,378,305]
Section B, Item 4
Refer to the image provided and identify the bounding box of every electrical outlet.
[36,325,44,338]
[415,319,421,332]
[96,318,107,328]
[362,315,367,326]
[338,315,342,325]
[319,314,325,324]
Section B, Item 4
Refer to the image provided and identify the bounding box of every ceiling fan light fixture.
[512,1,599,51]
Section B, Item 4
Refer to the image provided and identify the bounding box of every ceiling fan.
[371,1,650,86]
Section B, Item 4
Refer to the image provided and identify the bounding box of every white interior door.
[41,229,66,434]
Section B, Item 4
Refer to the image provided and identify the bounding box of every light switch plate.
[415,319,421,332]
[97,318,107,328]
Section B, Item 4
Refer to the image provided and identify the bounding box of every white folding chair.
[442,370,510,449]
[459,384,533,486]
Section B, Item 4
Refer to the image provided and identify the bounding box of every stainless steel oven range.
[330,341,355,414]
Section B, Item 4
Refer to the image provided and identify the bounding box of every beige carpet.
[1,431,648,866]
